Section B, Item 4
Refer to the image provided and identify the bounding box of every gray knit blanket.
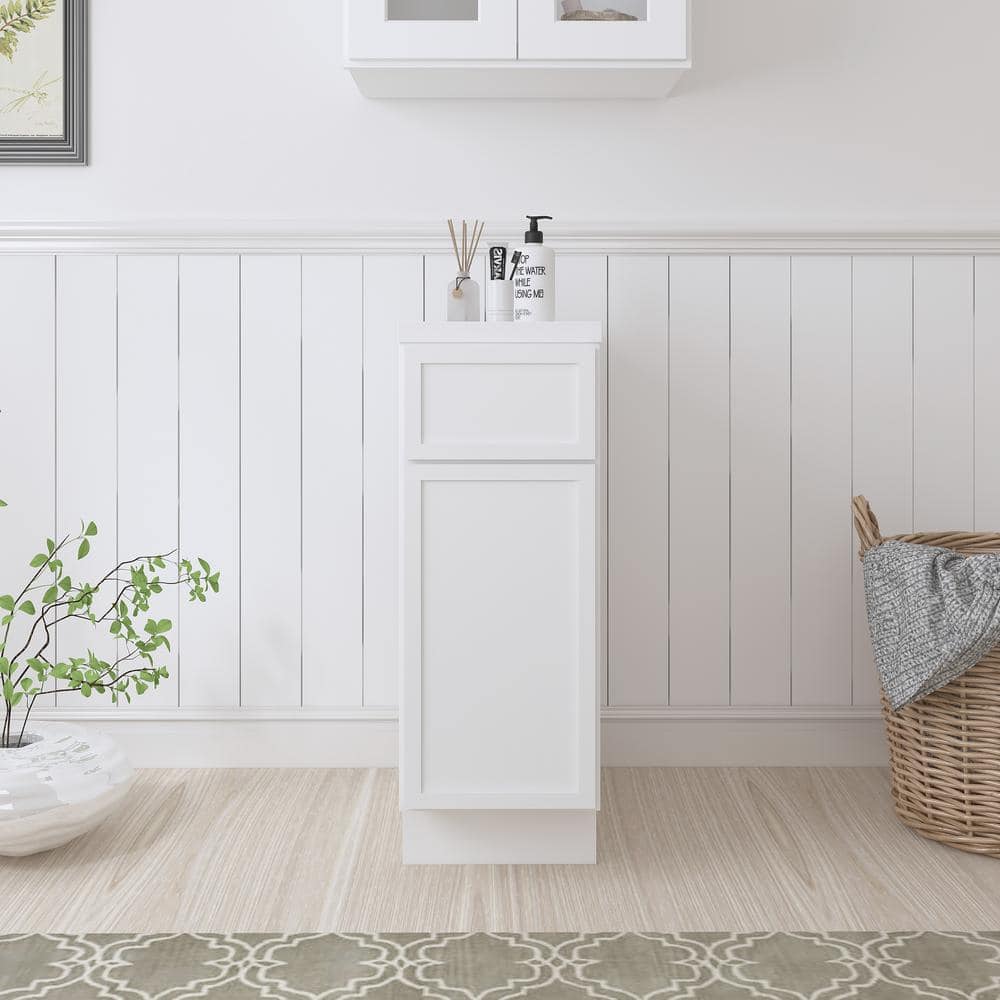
[863,540,1000,709]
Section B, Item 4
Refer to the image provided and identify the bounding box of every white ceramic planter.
[0,722,133,857]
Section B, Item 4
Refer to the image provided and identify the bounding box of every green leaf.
[198,557,211,574]
[42,585,58,604]
[0,595,13,611]
[45,537,55,554]
[18,600,35,615]
[0,498,6,507]
[77,538,90,559]
[29,553,47,567]
[59,575,72,591]
[157,618,172,634]
[81,683,92,698]
[85,521,98,537]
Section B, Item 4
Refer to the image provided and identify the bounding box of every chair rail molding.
[0,222,999,254]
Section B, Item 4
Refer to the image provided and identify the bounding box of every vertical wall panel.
[178,255,240,708]
[363,255,424,707]
[0,256,55,707]
[730,256,791,706]
[302,255,364,706]
[791,256,853,705]
[852,256,913,706]
[557,254,609,704]
[668,255,730,706]
[241,255,302,707]
[913,257,974,530]
[975,257,1000,530]
[117,256,180,708]
[608,254,668,705]
[55,256,118,709]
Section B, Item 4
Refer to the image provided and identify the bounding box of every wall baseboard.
[30,707,887,767]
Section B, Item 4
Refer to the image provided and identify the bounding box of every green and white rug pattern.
[2,932,998,999]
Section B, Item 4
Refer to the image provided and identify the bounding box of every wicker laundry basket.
[853,495,1000,857]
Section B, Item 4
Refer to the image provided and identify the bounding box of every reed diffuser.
[446,218,484,322]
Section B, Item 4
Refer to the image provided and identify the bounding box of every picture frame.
[0,0,86,164]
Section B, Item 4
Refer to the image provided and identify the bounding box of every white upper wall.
[4,0,998,229]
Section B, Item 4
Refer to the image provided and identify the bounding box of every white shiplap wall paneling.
[913,257,975,532]
[730,256,791,706]
[302,255,364,707]
[608,254,669,706]
[791,256,853,706]
[54,255,118,709]
[557,254,609,703]
[851,256,914,706]
[117,255,180,709]
[975,257,1000,530]
[363,255,424,707]
[668,255,731,706]
[178,255,240,708]
[0,256,55,706]
[240,255,302,707]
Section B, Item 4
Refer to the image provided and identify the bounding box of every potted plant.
[0,499,219,856]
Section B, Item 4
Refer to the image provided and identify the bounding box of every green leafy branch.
[0,498,221,749]
[0,0,57,64]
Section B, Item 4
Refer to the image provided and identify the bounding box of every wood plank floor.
[3,768,1000,931]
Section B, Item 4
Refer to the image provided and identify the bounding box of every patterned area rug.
[2,932,999,999]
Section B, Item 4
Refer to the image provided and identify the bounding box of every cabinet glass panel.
[555,0,647,20]
[387,0,480,20]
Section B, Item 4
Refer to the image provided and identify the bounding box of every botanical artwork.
[0,0,63,139]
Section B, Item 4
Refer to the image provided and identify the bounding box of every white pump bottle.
[512,215,555,322]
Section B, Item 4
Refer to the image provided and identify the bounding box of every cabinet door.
[518,0,688,61]
[401,463,598,810]
[347,0,517,61]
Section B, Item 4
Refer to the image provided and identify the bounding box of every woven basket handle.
[852,495,883,558]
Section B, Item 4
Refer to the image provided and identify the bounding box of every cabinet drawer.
[402,343,598,461]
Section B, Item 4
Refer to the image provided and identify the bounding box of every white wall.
[2,0,999,229]
[3,1,998,764]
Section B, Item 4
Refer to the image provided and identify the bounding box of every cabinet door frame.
[517,0,689,62]
[346,0,517,61]
[401,342,598,462]
[400,462,598,811]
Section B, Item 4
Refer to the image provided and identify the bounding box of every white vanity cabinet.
[344,1,690,99]
[398,322,602,864]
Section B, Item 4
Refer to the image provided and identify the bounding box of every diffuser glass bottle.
[446,219,484,322]
[447,272,481,322]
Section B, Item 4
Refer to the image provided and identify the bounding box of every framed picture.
[0,0,85,163]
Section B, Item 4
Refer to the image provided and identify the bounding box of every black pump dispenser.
[525,215,552,244]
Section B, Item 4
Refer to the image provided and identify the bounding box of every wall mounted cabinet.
[398,322,602,863]
[345,0,690,99]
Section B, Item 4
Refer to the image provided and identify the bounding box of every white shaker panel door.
[401,463,597,811]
